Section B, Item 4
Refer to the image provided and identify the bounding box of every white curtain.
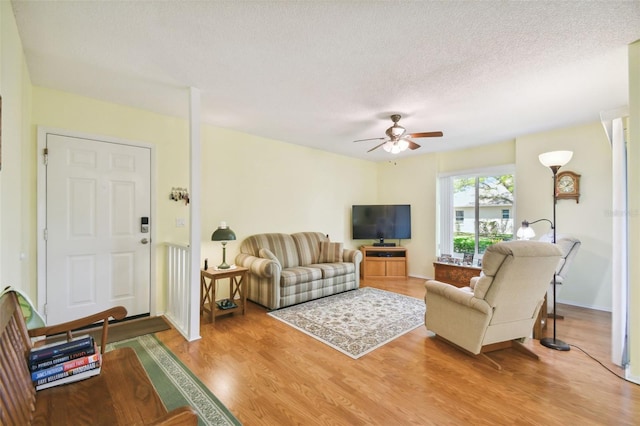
[602,108,629,366]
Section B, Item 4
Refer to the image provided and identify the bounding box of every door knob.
[141,238,149,244]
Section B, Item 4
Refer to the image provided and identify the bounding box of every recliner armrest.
[470,276,481,289]
[425,280,491,314]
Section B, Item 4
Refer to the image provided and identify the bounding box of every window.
[439,166,515,259]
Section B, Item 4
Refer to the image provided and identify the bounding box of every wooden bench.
[0,290,198,425]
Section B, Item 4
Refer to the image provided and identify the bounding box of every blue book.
[29,335,94,362]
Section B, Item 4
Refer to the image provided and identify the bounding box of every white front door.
[44,133,151,324]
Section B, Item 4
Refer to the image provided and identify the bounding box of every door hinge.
[43,303,48,316]
[43,148,48,165]
[43,229,48,241]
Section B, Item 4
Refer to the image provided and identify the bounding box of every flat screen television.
[351,204,411,244]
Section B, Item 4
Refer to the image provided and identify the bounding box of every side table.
[200,266,248,323]
[433,262,481,288]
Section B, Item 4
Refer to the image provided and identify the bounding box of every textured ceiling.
[11,1,640,161]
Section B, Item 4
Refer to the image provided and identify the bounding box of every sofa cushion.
[281,267,323,287]
[319,241,344,263]
[309,262,353,278]
[291,232,327,266]
[239,233,299,268]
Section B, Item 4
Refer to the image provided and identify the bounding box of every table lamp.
[211,221,236,269]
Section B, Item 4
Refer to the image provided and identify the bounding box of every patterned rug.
[268,287,425,359]
[107,334,241,426]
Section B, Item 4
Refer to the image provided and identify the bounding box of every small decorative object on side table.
[200,266,248,323]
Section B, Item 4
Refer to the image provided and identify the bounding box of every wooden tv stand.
[360,246,407,279]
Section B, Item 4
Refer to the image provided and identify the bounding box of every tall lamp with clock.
[537,150,573,351]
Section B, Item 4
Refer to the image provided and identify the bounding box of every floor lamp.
[537,150,573,351]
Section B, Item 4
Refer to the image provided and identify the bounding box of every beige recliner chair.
[424,240,562,369]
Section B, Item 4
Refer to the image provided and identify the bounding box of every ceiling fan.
[354,114,443,154]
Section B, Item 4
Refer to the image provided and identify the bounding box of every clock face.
[558,175,575,193]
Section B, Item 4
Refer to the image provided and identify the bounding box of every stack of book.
[29,334,102,391]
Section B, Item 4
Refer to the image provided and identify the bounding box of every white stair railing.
[165,243,191,338]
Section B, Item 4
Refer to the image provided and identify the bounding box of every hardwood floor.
[155,278,640,425]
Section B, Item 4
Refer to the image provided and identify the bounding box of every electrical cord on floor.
[570,344,640,387]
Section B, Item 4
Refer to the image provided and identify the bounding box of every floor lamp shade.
[211,222,236,269]
[539,150,573,168]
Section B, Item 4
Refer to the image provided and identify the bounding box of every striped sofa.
[235,232,362,310]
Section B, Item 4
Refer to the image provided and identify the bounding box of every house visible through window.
[438,166,515,260]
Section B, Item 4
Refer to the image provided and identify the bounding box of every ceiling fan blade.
[406,139,421,150]
[354,137,386,143]
[407,131,443,138]
[367,141,387,153]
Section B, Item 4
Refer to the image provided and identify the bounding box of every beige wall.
[199,124,378,267]
[376,154,439,278]
[0,0,33,294]
[516,123,613,310]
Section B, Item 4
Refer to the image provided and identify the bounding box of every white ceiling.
[11,1,640,161]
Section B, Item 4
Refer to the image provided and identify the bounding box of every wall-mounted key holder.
[170,187,190,205]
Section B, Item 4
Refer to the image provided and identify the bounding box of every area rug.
[107,334,241,426]
[268,287,425,359]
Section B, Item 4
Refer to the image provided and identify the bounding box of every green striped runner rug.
[106,334,241,426]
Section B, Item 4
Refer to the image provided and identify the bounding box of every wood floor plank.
[156,278,640,425]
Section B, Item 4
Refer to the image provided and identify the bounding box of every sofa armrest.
[343,248,363,264]
[236,253,280,278]
[425,280,490,314]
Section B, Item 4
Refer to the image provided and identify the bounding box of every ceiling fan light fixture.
[388,124,405,139]
[355,114,443,154]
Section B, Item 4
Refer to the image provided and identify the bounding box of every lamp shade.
[538,151,573,168]
[211,222,236,242]
[516,224,536,240]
